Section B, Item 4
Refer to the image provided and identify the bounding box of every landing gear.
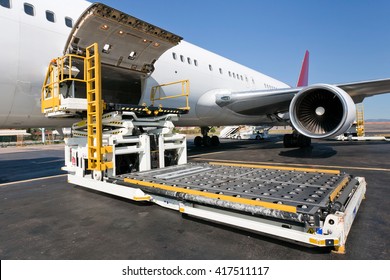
[194,136,203,147]
[283,133,311,148]
[211,135,220,146]
[194,127,220,147]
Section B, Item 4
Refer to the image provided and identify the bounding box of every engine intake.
[289,84,356,139]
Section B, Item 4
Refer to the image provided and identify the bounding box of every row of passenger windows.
[264,84,277,90]
[172,52,256,84]
[0,0,73,28]
[172,52,199,67]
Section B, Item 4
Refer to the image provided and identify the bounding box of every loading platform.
[67,161,366,253]
[115,162,353,218]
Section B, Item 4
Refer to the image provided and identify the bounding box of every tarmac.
[0,137,389,259]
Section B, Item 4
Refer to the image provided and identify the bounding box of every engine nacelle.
[289,84,356,139]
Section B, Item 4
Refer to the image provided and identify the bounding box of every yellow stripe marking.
[309,238,339,246]
[133,195,151,201]
[0,174,67,187]
[195,158,390,172]
[209,161,340,175]
[329,177,349,202]
[309,238,325,246]
[124,178,297,213]
[187,151,225,158]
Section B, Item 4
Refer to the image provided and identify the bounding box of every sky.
[99,0,390,119]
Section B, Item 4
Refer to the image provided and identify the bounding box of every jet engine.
[289,84,356,139]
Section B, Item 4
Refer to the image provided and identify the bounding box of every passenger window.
[24,3,35,16]
[65,17,73,28]
[172,52,177,60]
[194,59,198,66]
[228,71,231,77]
[46,10,55,23]
[180,55,184,62]
[187,57,191,65]
[0,0,11,8]
[209,64,213,71]
[219,68,223,74]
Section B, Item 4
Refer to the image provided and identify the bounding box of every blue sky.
[99,0,390,119]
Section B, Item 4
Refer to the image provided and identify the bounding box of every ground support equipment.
[65,160,366,253]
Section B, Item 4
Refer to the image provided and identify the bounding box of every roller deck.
[114,162,350,217]
[67,161,366,253]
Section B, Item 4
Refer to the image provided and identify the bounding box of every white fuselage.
[0,0,289,128]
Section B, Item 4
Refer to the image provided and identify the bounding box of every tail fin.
[297,50,309,87]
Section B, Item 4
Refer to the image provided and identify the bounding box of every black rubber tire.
[202,136,211,146]
[298,134,312,148]
[194,136,202,147]
[211,136,220,146]
[283,134,293,148]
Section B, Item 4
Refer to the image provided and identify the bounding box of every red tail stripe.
[297,50,309,87]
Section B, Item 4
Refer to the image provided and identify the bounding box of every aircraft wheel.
[194,136,202,147]
[298,134,312,148]
[202,136,211,146]
[283,134,293,148]
[303,136,312,147]
[211,136,220,146]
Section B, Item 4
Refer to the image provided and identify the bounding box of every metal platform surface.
[113,162,352,217]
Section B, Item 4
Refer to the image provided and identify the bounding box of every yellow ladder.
[356,103,365,137]
[86,43,112,171]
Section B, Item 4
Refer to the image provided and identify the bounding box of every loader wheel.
[92,170,104,181]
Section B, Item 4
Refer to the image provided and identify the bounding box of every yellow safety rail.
[41,54,86,113]
[356,103,365,137]
[85,43,113,171]
[150,80,190,110]
[41,43,112,172]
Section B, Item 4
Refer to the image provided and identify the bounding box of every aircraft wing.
[338,78,390,103]
[215,88,298,116]
[216,78,390,116]
[215,78,390,139]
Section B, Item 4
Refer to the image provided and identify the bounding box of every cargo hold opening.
[63,2,183,107]
[71,63,143,106]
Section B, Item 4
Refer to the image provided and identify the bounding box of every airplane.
[1,0,390,148]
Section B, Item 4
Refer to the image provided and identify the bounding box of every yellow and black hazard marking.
[106,103,189,116]
[307,228,315,234]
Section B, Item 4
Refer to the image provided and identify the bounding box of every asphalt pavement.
[0,138,389,259]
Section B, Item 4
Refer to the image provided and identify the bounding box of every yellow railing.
[41,53,86,113]
[41,44,112,172]
[150,80,190,110]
